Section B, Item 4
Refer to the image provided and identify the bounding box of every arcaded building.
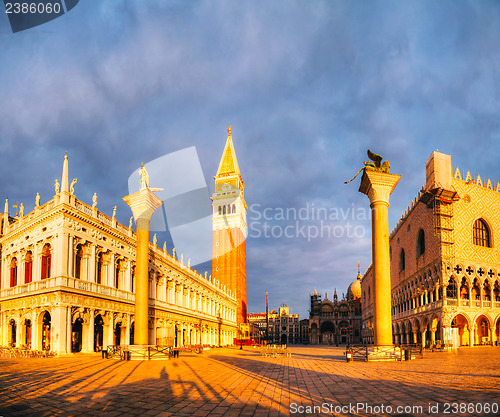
[0,131,244,354]
[308,270,362,345]
[361,151,500,346]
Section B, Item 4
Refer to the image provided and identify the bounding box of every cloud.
[1,1,500,317]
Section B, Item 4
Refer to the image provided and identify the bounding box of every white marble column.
[68,236,74,277]
[51,306,69,354]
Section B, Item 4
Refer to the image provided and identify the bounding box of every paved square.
[0,346,498,417]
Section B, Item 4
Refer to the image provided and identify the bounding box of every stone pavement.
[0,346,498,417]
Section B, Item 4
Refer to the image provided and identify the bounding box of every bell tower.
[212,126,248,326]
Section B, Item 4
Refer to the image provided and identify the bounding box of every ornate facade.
[361,151,500,347]
[247,303,300,344]
[308,271,362,345]
[0,134,242,354]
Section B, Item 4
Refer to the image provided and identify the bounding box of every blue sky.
[1,1,500,318]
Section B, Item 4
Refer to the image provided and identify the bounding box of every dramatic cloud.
[1,0,500,317]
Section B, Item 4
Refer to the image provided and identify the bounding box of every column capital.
[122,188,163,222]
[359,170,401,205]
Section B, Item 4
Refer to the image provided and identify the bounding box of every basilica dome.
[347,272,362,300]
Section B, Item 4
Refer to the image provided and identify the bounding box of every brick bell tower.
[212,126,248,326]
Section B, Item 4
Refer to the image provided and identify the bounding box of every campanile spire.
[212,127,248,326]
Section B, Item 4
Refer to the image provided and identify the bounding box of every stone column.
[125,260,131,292]
[16,312,22,347]
[56,233,69,278]
[85,310,94,353]
[67,308,72,353]
[359,169,400,346]
[125,315,131,345]
[89,245,96,283]
[123,187,163,346]
[17,253,22,286]
[51,306,69,354]
[109,253,115,288]
[68,236,74,277]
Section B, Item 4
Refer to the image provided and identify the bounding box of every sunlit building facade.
[362,151,500,346]
[0,132,243,354]
[247,303,300,344]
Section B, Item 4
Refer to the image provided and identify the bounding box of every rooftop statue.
[344,149,391,184]
[70,178,78,195]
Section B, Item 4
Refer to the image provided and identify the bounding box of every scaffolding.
[421,188,459,268]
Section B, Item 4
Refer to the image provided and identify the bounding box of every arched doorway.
[320,321,335,344]
[338,320,349,344]
[406,321,413,344]
[130,322,135,345]
[41,312,51,350]
[24,319,32,348]
[475,316,490,345]
[114,322,122,346]
[280,334,287,345]
[422,319,431,348]
[94,315,104,351]
[9,319,16,347]
[451,314,470,346]
[72,318,83,352]
[414,320,421,344]
[431,317,441,345]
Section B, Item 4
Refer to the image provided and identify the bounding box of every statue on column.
[54,179,60,195]
[35,193,40,207]
[139,163,150,190]
[92,193,98,208]
[344,150,391,184]
[19,203,24,217]
[129,216,133,229]
[153,233,157,246]
[112,206,117,220]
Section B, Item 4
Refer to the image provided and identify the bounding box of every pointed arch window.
[416,229,425,257]
[41,244,51,280]
[473,219,491,247]
[10,257,18,287]
[24,251,33,284]
[218,206,222,215]
[232,204,236,213]
[493,281,500,302]
[223,205,226,215]
[399,249,406,272]
[460,277,469,300]
[483,280,491,301]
